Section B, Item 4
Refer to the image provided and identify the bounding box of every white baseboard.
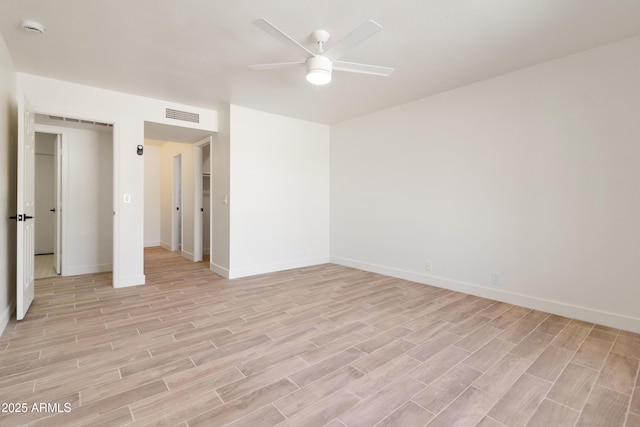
[160,242,172,251]
[114,274,146,288]
[181,250,195,262]
[211,263,230,279]
[65,263,113,276]
[331,256,640,334]
[228,257,330,279]
[144,241,161,248]
[0,302,15,337]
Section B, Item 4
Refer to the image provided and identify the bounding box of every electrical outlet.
[425,260,433,272]
[491,272,501,286]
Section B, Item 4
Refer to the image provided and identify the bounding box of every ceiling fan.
[249,18,394,85]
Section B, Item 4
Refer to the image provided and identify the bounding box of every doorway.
[34,132,60,278]
[142,121,215,266]
[17,99,117,319]
[35,115,114,278]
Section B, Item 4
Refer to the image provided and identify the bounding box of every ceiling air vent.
[166,108,199,123]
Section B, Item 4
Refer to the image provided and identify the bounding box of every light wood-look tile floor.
[1,247,639,426]
[34,255,57,279]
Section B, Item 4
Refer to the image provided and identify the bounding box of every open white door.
[16,95,36,320]
[53,135,61,274]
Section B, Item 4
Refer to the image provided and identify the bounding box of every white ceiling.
[2,0,640,125]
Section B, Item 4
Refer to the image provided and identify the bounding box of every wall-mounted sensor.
[137,145,143,155]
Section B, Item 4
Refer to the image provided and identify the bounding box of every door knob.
[50,208,56,212]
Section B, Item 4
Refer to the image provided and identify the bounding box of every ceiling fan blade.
[324,19,383,60]
[249,61,305,70]
[333,61,394,76]
[254,18,314,58]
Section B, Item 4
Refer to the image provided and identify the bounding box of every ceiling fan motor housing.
[306,55,333,84]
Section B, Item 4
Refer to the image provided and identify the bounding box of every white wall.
[35,133,55,154]
[18,73,218,287]
[143,142,162,247]
[211,104,230,276]
[331,36,640,332]
[62,127,113,275]
[0,33,17,334]
[229,105,330,278]
[34,133,56,254]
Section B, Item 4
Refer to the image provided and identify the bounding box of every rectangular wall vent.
[166,108,199,123]
[48,115,112,127]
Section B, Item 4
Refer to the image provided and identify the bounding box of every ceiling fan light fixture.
[251,19,393,85]
[306,55,332,85]
[306,69,331,85]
